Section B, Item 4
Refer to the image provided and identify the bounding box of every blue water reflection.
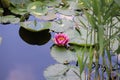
[0,24,55,80]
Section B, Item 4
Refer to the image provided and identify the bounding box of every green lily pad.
[50,19,74,32]
[50,45,77,63]
[65,27,95,45]
[10,0,30,4]
[0,15,20,24]
[35,12,57,21]
[20,21,51,32]
[55,1,78,16]
[27,1,48,16]
[10,7,27,15]
[44,0,61,7]
[73,15,89,28]
[44,64,81,80]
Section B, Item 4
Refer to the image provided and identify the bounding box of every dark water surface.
[0,24,55,80]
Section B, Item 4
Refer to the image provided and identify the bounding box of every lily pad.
[44,0,61,8]
[27,1,48,16]
[50,19,74,32]
[65,27,95,45]
[10,7,27,15]
[44,64,81,80]
[10,0,30,4]
[35,12,57,21]
[73,15,89,28]
[55,1,78,16]
[50,45,77,63]
[20,21,51,32]
[0,15,20,24]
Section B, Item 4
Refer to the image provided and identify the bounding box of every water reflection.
[0,36,2,44]
[19,27,51,45]
[6,64,37,80]
[0,24,55,80]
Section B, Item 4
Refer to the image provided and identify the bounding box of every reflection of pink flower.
[53,33,69,46]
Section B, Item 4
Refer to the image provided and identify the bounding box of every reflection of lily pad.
[19,27,51,45]
[44,64,81,80]
[27,1,48,16]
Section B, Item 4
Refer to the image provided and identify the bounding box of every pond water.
[0,19,120,80]
[0,24,55,80]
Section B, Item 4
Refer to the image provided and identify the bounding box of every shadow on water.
[19,27,51,45]
[0,24,55,80]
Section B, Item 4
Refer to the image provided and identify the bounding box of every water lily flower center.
[58,36,65,41]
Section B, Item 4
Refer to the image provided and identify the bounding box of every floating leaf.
[10,7,27,15]
[27,1,48,16]
[44,64,81,80]
[20,21,51,32]
[55,1,78,16]
[0,15,20,24]
[10,0,30,4]
[35,12,57,21]
[50,19,74,32]
[65,27,95,46]
[73,15,89,28]
[50,45,77,63]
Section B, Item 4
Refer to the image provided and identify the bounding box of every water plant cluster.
[0,0,120,80]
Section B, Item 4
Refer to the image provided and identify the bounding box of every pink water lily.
[53,33,69,46]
